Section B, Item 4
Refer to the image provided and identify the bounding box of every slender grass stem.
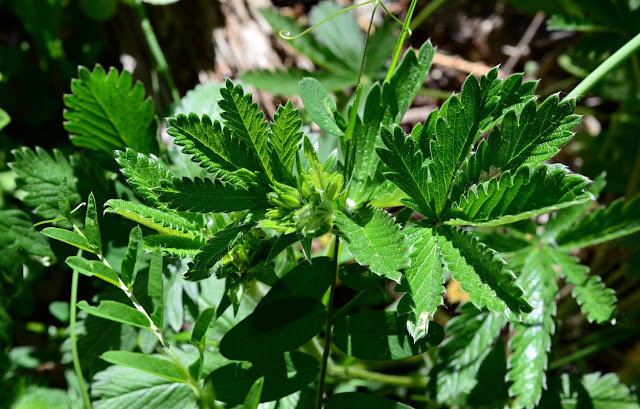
[566,31,640,100]
[409,0,449,31]
[70,258,92,409]
[385,0,418,83]
[315,236,340,409]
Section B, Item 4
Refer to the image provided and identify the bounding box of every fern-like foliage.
[115,149,172,208]
[64,65,157,154]
[507,247,558,409]
[10,147,80,220]
[334,207,410,283]
[447,164,592,227]
[270,101,303,173]
[556,195,640,250]
[539,372,640,409]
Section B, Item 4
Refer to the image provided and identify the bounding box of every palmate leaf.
[218,80,273,180]
[436,225,531,319]
[104,199,205,240]
[10,147,80,220]
[431,303,505,406]
[270,101,303,172]
[334,207,410,283]
[167,113,261,175]
[396,228,445,341]
[64,65,157,154]
[156,177,269,213]
[507,246,557,409]
[446,164,592,227]
[539,372,640,409]
[376,126,434,218]
[556,195,640,250]
[115,149,172,208]
[551,250,616,323]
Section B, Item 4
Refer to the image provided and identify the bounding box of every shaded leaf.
[121,226,143,287]
[85,192,102,253]
[242,377,264,409]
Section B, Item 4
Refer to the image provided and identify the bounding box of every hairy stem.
[133,0,180,105]
[566,31,640,99]
[315,236,340,409]
[70,260,93,409]
[385,0,418,83]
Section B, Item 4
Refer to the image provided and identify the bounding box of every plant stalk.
[328,365,428,388]
[385,0,418,83]
[315,236,340,409]
[70,263,93,409]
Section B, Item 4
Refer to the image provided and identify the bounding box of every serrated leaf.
[85,192,102,253]
[377,126,433,217]
[447,164,593,226]
[0,210,53,260]
[325,392,413,409]
[219,80,273,180]
[270,101,303,172]
[121,226,143,287]
[396,227,445,341]
[333,310,444,361]
[115,149,173,207]
[431,303,505,406]
[104,199,203,240]
[66,256,120,286]
[10,147,80,220]
[556,195,640,250]
[156,177,269,213]
[552,251,616,323]
[77,300,150,329]
[299,77,344,136]
[148,247,163,329]
[92,365,197,409]
[101,351,188,383]
[143,235,203,257]
[167,113,261,177]
[64,65,157,154]
[540,372,640,409]
[42,227,95,253]
[186,217,255,281]
[507,246,557,409]
[436,225,531,319]
[334,207,409,283]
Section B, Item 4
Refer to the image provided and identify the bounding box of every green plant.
[3,1,640,409]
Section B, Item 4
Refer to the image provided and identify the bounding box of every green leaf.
[219,297,326,361]
[42,227,95,253]
[431,304,505,406]
[260,257,333,305]
[77,300,150,329]
[325,392,413,409]
[191,307,215,352]
[186,216,255,281]
[167,113,261,177]
[58,177,72,222]
[172,81,223,119]
[156,177,269,213]
[147,247,163,328]
[396,228,445,341]
[121,226,143,287]
[540,372,640,409]
[241,68,357,96]
[333,310,444,361]
[10,387,72,409]
[105,199,204,240]
[64,65,157,154]
[556,195,640,250]
[92,365,197,409]
[10,147,80,220]
[0,210,54,261]
[507,246,557,409]
[552,251,616,323]
[85,192,102,253]
[270,101,303,172]
[376,126,433,217]
[100,351,188,383]
[241,377,264,409]
[436,225,531,319]
[0,107,10,131]
[115,149,173,207]
[338,263,382,291]
[299,77,344,136]
[207,351,319,405]
[219,80,273,180]
[335,207,410,283]
[66,255,120,286]
[143,235,203,258]
[446,164,593,227]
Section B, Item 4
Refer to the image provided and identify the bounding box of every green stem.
[385,0,418,83]
[409,0,449,31]
[315,236,340,409]
[134,0,180,105]
[328,365,428,388]
[566,31,640,100]
[70,262,93,409]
